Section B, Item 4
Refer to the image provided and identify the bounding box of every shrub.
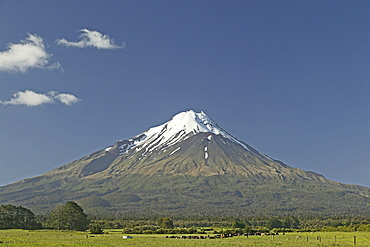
[90,224,104,234]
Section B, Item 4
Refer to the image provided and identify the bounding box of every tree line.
[0,205,40,230]
[0,202,89,231]
[3,202,370,233]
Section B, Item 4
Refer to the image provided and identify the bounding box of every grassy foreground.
[1,229,370,246]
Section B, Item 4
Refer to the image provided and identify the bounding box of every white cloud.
[53,93,81,105]
[56,29,124,50]
[0,34,61,73]
[1,90,81,107]
[1,90,53,106]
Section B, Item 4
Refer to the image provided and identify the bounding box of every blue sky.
[0,1,369,187]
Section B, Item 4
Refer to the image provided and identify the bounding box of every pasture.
[1,229,370,246]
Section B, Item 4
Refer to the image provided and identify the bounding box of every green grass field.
[1,229,370,246]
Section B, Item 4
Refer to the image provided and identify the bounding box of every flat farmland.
[1,229,370,246]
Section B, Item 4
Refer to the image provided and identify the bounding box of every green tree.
[232,221,246,229]
[329,220,343,227]
[48,204,65,230]
[64,201,89,231]
[157,217,174,229]
[266,218,282,230]
[283,216,300,228]
[49,201,89,231]
[90,224,104,234]
[282,218,291,228]
[0,204,39,229]
[244,225,252,233]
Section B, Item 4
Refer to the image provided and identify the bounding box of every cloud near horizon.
[56,29,124,50]
[0,34,61,73]
[1,90,81,107]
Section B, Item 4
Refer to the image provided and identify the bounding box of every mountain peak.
[109,110,251,155]
[161,110,219,136]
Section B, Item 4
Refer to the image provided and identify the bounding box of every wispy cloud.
[0,34,61,73]
[51,92,81,106]
[56,29,124,50]
[1,90,81,107]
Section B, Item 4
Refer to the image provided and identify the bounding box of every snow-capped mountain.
[97,110,279,178]
[107,110,252,159]
[1,110,370,217]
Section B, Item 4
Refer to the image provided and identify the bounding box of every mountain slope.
[0,110,369,216]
